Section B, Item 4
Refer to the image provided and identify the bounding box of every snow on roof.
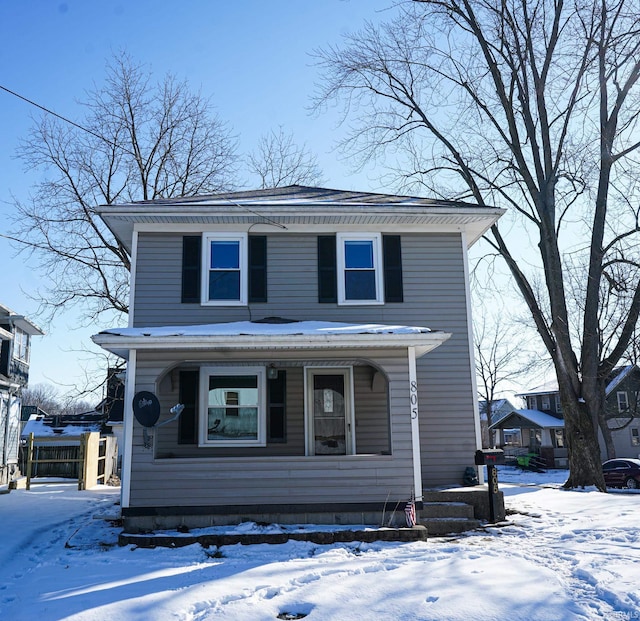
[21,416,101,440]
[605,365,636,394]
[516,379,559,397]
[98,320,435,338]
[489,408,564,430]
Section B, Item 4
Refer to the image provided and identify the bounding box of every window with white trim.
[541,395,551,410]
[527,396,536,410]
[199,366,266,446]
[555,394,562,413]
[13,328,30,363]
[201,233,247,305]
[617,391,629,412]
[336,233,383,304]
[631,427,639,446]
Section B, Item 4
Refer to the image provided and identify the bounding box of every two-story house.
[92,186,504,531]
[0,303,43,485]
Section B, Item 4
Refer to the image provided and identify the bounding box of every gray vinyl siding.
[129,349,413,508]
[130,231,478,495]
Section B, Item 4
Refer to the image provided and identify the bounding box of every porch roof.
[92,319,451,360]
[489,409,565,430]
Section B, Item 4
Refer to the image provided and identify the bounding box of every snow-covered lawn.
[1,468,639,620]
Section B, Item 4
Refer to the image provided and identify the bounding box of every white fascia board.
[92,331,451,359]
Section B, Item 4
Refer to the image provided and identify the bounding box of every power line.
[0,83,124,152]
[0,83,287,229]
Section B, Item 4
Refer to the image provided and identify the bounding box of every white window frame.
[617,391,629,412]
[336,232,384,305]
[631,427,640,446]
[527,396,536,410]
[199,365,266,447]
[555,394,562,413]
[201,232,248,306]
[541,395,551,410]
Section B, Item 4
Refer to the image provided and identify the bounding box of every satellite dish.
[132,391,161,428]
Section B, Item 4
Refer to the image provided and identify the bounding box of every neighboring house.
[95,367,125,471]
[491,366,640,467]
[91,185,504,530]
[602,365,640,459]
[0,303,43,485]
[478,398,520,447]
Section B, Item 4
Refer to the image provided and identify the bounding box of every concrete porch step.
[420,502,475,520]
[421,517,481,536]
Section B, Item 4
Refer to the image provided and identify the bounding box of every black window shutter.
[267,370,286,443]
[317,235,337,303]
[383,235,404,303]
[248,236,267,303]
[181,236,202,303]
[178,370,199,444]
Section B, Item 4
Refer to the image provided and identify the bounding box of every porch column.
[408,346,423,502]
[121,348,136,509]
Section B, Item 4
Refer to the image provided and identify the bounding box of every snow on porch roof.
[92,319,451,360]
[489,408,565,430]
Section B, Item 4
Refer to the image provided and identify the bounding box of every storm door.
[305,367,354,455]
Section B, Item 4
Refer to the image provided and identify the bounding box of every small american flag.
[405,497,417,527]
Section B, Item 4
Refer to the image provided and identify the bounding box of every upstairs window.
[631,428,639,446]
[336,233,383,305]
[617,391,629,412]
[13,328,29,363]
[201,233,247,305]
[541,395,551,410]
[527,396,537,410]
[555,395,562,413]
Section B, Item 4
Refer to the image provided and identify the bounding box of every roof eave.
[91,331,452,361]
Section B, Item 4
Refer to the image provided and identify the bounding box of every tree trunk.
[561,399,606,490]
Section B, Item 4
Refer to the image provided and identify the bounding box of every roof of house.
[489,409,565,430]
[96,185,505,252]
[92,319,451,361]
[0,303,44,336]
[518,365,639,398]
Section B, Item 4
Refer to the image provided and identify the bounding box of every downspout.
[408,346,423,502]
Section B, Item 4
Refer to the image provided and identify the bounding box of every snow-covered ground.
[1,468,639,621]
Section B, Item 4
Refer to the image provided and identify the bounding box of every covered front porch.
[93,320,456,530]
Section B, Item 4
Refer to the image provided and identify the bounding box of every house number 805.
[410,380,418,419]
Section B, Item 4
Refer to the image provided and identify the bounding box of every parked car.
[602,458,640,489]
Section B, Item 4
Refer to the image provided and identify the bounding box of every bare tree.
[475,310,537,446]
[315,0,640,489]
[247,126,324,189]
[12,52,238,321]
[21,383,63,417]
[21,383,95,417]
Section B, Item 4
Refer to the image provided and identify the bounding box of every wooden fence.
[23,432,118,490]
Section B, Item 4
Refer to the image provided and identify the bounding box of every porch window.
[199,366,266,446]
[202,233,247,305]
[617,391,629,412]
[336,233,383,304]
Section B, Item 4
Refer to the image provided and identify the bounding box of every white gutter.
[92,332,451,360]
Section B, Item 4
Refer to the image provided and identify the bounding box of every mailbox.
[475,449,505,466]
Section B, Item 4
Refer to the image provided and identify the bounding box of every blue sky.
[0,0,396,396]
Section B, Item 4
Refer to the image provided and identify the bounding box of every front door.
[306,368,353,455]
